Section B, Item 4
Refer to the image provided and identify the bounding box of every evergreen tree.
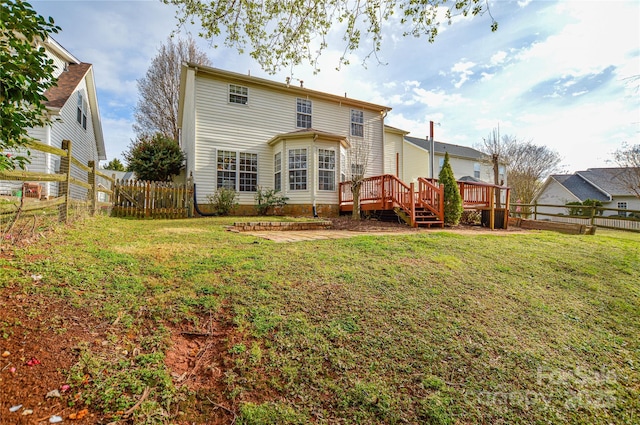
[103,158,125,171]
[124,133,185,181]
[438,152,462,226]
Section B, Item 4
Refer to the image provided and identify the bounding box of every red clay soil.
[0,286,108,424]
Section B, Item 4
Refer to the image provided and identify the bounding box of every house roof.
[545,168,639,202]
[404,136,486,161]
[44,63,91,109]
[180,63,392,113]
[267,128,350,148]
[551,174,610,202]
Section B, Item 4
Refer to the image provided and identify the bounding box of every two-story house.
[0,38,106,200]
[177,64,390,216]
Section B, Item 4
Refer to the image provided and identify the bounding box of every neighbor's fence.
[1,139,115,226]
[112,177,193,219]
[511,202,640,232]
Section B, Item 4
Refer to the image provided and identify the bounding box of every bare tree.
[613,143,640,199]
[344,138,371,220]
[133,37,211,142]
[477,130,562,203]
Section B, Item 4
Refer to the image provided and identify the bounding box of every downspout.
[312,134,318,217]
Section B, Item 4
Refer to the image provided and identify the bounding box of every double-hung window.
[318,149,335,191]
[217,150,237,190]
[289,148,307,190]
[229,84,248,104]
[296,98,312,128]
[351,109,364,137]
[76,92,87,130]
[239,153,258,192]
[618,202,628,217]
[274,152,282,191]
[217,151,257,191]
[473,163,481,179]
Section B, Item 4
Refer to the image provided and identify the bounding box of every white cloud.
[412,88,466,108]
[490,51,507,66]
[518,0,533,8]
[451,60,475,88]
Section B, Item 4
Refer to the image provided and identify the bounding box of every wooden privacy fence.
[0,139,114,223]
[112,178,194,219]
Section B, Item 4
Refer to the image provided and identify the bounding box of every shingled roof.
[44,62,92,109]
[404,136,486,160]
[548,168,639,202]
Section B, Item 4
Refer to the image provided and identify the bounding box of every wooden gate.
[112,178,193,218]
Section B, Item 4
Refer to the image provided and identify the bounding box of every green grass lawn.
[2,216,639,424]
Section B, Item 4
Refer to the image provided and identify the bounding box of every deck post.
[410,182,416,227]
[489,187,495,230]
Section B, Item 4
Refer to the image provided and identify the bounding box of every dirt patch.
[0,287,107,424]
[165,316,239,424]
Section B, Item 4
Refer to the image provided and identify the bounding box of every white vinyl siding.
[187,71,385,205]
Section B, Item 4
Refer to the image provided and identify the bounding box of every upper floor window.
[289,148,307,190]
[229,84,248,104]
[296,98,312,128]
[438,157,445,173]
[499,165,506,183]
[473,163,481,179]
[318,149,335,191]
[76,92,87,129]
[351,109,364,137]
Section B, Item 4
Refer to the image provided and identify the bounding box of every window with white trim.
[296,98,312,128]
[229,84,248,104]
[618,202,628,217]
[217,150,236,190]
[239,153,258,192]
[473,163,481,179]
[76,92,87,129]
[274,152,282,191]
[318,149,335,191]
[288,148,307,190]
[438,157,445,173]
[351,163,364,177]
[351,109,364,137]
[499,165,505,183]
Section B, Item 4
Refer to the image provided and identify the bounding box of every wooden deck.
[339,175,510,229]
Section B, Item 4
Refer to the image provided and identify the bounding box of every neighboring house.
[383,127,507,185]
[0,38,106,199]
[533,168,640,216]
[177,64,390,215]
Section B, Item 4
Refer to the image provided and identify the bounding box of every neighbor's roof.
[44,63,91,109]
[552,174,610,202]
[549,167,639,202]
[404,136,486,160]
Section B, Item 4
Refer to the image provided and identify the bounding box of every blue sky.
[32,0,639,173]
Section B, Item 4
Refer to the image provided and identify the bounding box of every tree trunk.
[351,181,361,220]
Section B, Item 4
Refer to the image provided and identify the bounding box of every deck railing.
[340,174,444,226]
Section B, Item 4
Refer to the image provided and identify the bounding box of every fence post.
[88,160,97,216]
[534,201,538,221]
[590,205,596,227]
[58,139,72,224]
[410,182,416,227]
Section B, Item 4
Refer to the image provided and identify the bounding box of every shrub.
[438,152,462,226]
[207,187,238,215]
[254,187,289,215]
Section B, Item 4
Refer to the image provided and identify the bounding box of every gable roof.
[44,62,91,109]
[267,128,350,148]
[543,168,639,202]
[42,38,106,160]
